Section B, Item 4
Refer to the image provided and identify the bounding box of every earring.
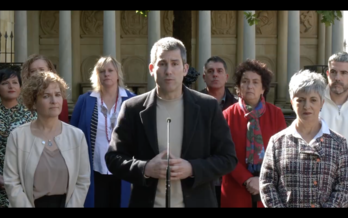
[320,108,322,112]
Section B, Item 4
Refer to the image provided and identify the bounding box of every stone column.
[317,14,326,65]
[237,11,244,65]
[14,11,27,62]
[197,11,211,91]
[147,11,161,91]
[331,16,344,54]
[275,11,288,107]
[116,11,121,61]
[71,11,81,104]
[243,11,255,60]
[287,11,300,102]
[59,11,73,105]
[345,11,348,52]
[27,11,40,56]
[325,25,332,62]
[103,11,116,58]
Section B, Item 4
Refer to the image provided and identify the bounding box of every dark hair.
[0,65,22,87]
[234,59,273,97]
[204,56,227,72]
[150,37,187,65]
[183,66,200,88]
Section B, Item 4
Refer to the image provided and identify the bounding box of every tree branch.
[244,10,342,26]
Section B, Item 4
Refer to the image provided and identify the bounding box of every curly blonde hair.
[21,54,57,82]
[90,56,125,93]
[21,71,68,111]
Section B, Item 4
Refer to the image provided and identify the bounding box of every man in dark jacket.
[105,37,237,207]
[200,56,238,207]
[201,56,238,111]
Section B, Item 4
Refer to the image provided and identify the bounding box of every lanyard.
[101,94,118,143]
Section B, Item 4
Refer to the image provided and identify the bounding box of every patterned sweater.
[260,119,348,208]
[0,103,37,207]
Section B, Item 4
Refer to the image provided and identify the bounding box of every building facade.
[0,11,345,120]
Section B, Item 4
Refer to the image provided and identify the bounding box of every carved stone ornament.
[81,56,100,82]
[211,11,236,36]
[40,11,59,37]
[300,11,314,35]
[122,56,147,83]
[256,56,275,73]
[121,11,147,37]
[163,11,174,36]
[255,11,277,36]
[80,11,103,37]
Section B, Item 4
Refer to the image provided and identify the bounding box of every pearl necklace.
[42,140,53,146]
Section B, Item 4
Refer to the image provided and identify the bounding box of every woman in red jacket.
[21,54,69,123]
[221,59,287,208]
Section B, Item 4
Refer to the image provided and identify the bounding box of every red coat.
[58,99,69,123]
[221,102,287,207]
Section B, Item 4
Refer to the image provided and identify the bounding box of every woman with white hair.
[70,56,135,207]
[259,69,348,208]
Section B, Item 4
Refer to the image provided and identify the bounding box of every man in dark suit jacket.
[200,56,238,111]
[200,56,238,206]
[105,37,237,207]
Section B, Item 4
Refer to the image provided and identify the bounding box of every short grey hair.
[328,51,348,67]
[288,69,326,100]
[150,37,187,65]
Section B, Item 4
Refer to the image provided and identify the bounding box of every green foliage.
[316,10,342,26]
[136,10,149,17]
[244,11,342,27]
[136,10,342,26]
[244,11,259,26]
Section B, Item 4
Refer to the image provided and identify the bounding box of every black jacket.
[105,85,238,207]
[200,87,238,111]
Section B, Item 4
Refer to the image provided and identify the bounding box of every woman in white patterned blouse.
[260,69,348,208]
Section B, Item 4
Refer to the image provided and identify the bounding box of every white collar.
[90,87,128,98]
[286,118,330,142]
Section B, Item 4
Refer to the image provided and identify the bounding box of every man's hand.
[0,175,4,189]
[168,153,193,180]
[144,150,169,179]
[245,177,259,195]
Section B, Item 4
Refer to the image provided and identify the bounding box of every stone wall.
[4,10,321,107]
